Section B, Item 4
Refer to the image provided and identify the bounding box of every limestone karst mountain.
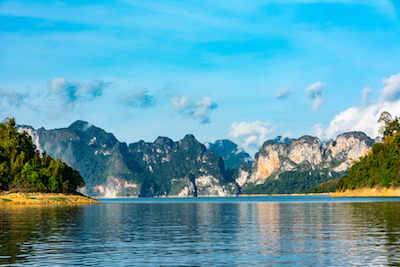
[18,121,380,196]
[18,121,238,197]
[239,132,380,194]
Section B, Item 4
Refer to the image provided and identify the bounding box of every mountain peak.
[68,120,91,132]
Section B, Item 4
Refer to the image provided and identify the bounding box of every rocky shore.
[0,192,100,205]
[331,186,400,197]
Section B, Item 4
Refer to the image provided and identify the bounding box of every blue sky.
[1,0,400,156]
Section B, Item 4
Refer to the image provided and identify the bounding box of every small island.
[0,118,99,205]
[333,112,400,197]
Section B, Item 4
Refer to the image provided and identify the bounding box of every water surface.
[1,196,400,266]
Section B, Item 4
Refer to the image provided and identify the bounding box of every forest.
[0,118,84,193]
[336,112,400,191]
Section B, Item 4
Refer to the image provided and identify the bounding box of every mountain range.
[18,121,381,197]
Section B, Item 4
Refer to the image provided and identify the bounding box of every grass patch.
[2,198,12,202]
[25,197,37,199]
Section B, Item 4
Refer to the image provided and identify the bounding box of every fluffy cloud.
[0,88,29,107]
[274,88,291,99]
[47,77,110,118]
[228,120,279,148]
[305,81,326,111]
[118,88,155,108]
[171,95,217,124]
[380,73,400,102]
[312,73,400,140]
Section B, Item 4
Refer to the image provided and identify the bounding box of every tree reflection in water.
[0,205,84,265]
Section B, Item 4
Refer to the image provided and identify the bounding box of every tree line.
[0,118,84,193]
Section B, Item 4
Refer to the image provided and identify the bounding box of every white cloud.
[118,88,155,108]
[380,73,400,102]
[311,73,400,140]
[47,77,110,118]
[228,120,279,148]
[171,95,217,124]
[171,95,190,112]
[274,88,291,99]
[305,81,326,111]
[0,88,29,107]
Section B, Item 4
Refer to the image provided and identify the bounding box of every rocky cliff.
[240,132,379,193]
[18,121,381,196]
[18,121,238,197]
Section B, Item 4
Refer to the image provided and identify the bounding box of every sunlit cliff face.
[288,138,323,166]
[326,135,369,160]
[256,150,280,179]
[246,132,376,185]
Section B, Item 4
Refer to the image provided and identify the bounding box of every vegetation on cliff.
[242,169,344,194]
[0,118,84,193]
[23,121,238,197]
[309,178,339,193]
[336,112,400,191]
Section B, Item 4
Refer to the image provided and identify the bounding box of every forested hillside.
[336,112,400,191]
[0,118,84,193]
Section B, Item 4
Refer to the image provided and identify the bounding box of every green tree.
[0,118,84,193]
[336,112,400,191]
[378,111,400,139]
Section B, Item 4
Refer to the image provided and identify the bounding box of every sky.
[1,0,400,157]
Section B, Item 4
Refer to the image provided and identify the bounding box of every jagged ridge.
[238,131,380,193]
[18,122,238,197]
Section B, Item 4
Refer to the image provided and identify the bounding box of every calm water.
[1,196,400,266]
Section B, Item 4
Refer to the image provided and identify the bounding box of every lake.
[1,196,400,266]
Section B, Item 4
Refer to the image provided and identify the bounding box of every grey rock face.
[242,132,377,188]
[18,122,238,197]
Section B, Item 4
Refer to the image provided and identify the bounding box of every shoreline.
[331,186,400,197]
[0,192,101,205]
[94,192,333,199]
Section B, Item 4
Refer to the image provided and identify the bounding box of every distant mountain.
[205,139,253,169]
[18,120,381,196]
[239,132,381,194]
[18,121,238,197]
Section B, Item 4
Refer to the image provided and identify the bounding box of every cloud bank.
[171,95,217,124]
[312,73,400,140]
[305,81,326,111]
[118,88,155,108]
[228,120,279,148]
[47,77,111,118]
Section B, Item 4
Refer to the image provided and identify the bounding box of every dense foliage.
[242,170,344,194]
[309,178,339,193]
[336,133,400,190]
[0,118,84,193]
[336,112,400,191]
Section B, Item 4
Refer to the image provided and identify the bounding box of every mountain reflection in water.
[1,196,400,266]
